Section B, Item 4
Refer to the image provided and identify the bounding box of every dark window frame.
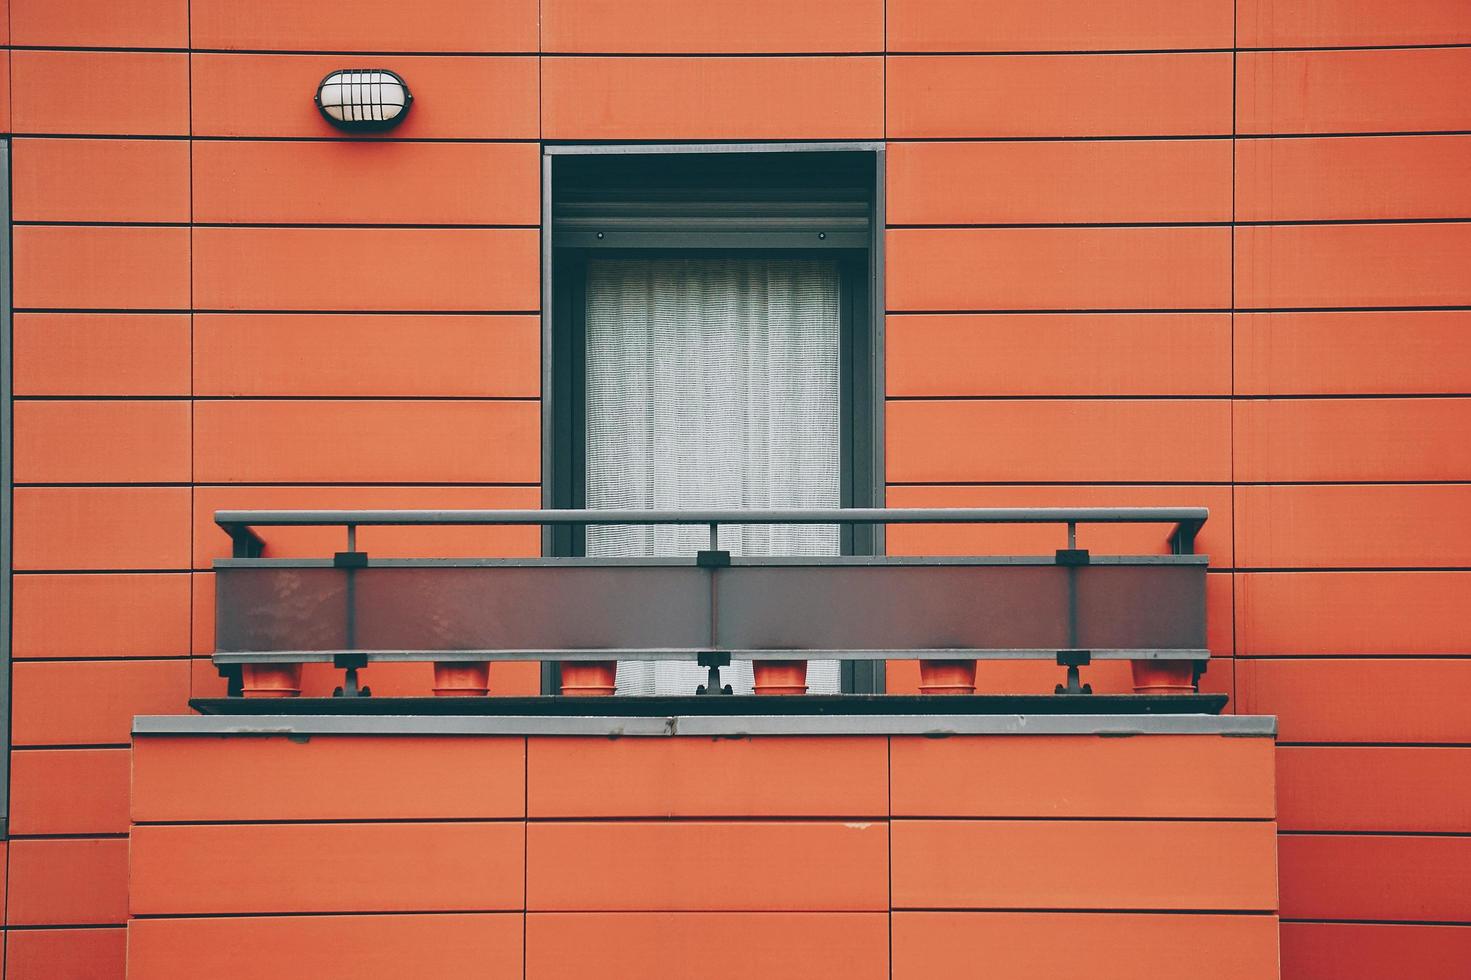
[0,139,14,835]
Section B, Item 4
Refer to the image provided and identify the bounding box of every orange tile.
[542,56,883,140]
[11,660,189,746]
[127,914,523,980]
[1235,311,1471,396]
[891,735,1273,818]
[1278,746,1471,833]
[1236,223,1471,309]
[13,314,191,396]
[1235,398,1471,483]
[190,574,215,656]
[527,737,888,817]
[13,400,191,484]
[1281,922,1471,980]
[12,0,186,46]
[193,141,539,226]
[1238,48,1471,135]
[527,912,889,979]
[888,140,1231,224]
[888,0,1233,51]
[1237,572,1471,655]
[130,822,525,914]
[888,227,1231,311]
[1279,834,1469,922]
[893,912,1280,980]
[892,819,1278,910]
[1236,135,1471,222]
[527,821,889,910]
[190,653,228,696]
[6,927,126,980]
[11,487,192,570]
[133,735,525,822]
[14,226,191,311]
[0,50,11,133]
[1235,658,1471,744]
[11,51,189,136]
[191,54,538,139]
[887,53,1232,137]
[7,838,129,925]
[11,573,191,658]
[192,227,538,312]
[194,314,540,397]
[1234,484,1471,569]
[193,401,539,483]
[543,0,883,52]
[12,139,190,223]
[886,399,1231,483]
[191,0,536,51]
[886,313,1231,397]
[193,485,540,566]
[1239,0,1471,50]
[10,749,131,835]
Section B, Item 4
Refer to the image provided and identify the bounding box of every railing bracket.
[696,549,731,568]
[1055,548,1090,566]
[332,653,372,698]
[1055,650,1093,695]
[695,651,733,695]
[334,551,369,569]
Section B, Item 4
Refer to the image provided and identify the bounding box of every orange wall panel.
[192,401,539,484]
[14,226,191,311]
[887,53,1232,138]
[6,838,129,925]
[1236,223,1471,309]
[192,227,539,312]
[1238,0,1471,47]
[1278,746,1471,833]
[12,138,191,223]
[192,141,540,226]
[1238,48,1471,135]
[526,821,889,911]
[1237,571,1470,655]
[888,0,1233,51]
[543,56,883,140]
[191,54,539,139]
[888,227,1231,311]
[543,0,883,53]
[130,822,526,915]
[193,314,540,397]
[888,140,1232,224]
[127,914,524,980]
[11,573,191,658]
[891,819,1278,910]
[893,911,1280,980]
[11,51,189,136]
[1280,922,1471,980]
[12,314,191,396]
[886,400,1231,484]
[11,487,191,571]
[6,928,126,980]
[12,400,191,484]
[890,735,1274,818]
[10,749,131,835]
[1235,658,1471,744]
[887,313,1231,396]
[133,736,525,822]
[527,912,889,979]
[527,736,888,817]
[1279,834,1470,922]
[190,0,537,51]
[11,659,191,746]
[1235,311,1471,396]
[12,0,187,47]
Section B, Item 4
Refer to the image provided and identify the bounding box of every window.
[542,144,885,694]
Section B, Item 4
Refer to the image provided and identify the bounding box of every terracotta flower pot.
[918,659,977,695]
[1131,660,1196,695]
[753,660,808,695]
[241,663,303,699]
[560,660,617,696]
[432,661,490,697]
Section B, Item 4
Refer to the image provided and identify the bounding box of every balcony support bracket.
[332,653,372,698]
[1055,650,1093,696]
[695,651,733,695]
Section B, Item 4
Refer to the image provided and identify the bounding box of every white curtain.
[584,257,843,695]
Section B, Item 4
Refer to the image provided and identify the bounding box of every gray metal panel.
[215,567,350,653]
[0,139,13,837]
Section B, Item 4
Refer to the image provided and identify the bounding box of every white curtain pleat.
[584,257,843,696]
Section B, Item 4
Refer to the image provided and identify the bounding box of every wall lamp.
[315,69,413,131]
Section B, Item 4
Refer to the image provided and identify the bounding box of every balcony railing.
[209,507,1210,704]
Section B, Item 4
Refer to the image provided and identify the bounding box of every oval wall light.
[315,69,413,131]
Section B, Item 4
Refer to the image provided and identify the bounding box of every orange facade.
[3,0,1470,977]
